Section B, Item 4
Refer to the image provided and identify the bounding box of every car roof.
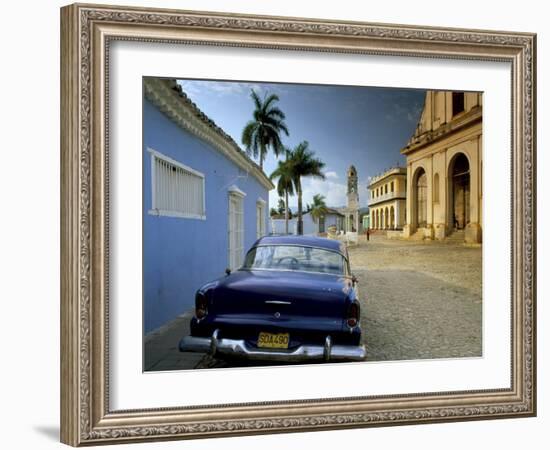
[255,235,347,256]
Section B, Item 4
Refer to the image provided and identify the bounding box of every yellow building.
[401,91,482,243]
[368,167,407,230]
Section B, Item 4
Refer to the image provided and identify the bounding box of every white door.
[228,194,244,270]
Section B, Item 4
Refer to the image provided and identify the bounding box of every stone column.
[425,158,434,239]
[465,141,482,243]
[394,201,399,229]
[403,163,413,237]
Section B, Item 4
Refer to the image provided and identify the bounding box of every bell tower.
[347,165,359,209]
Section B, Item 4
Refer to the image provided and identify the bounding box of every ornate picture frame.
[60,3,536,446]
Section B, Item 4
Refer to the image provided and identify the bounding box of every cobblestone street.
[144,234,482,371]
[351,234,482,361]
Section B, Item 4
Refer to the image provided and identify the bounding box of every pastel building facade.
[143,78,273,333]
[368,167,407,230]
[401,90,483,243]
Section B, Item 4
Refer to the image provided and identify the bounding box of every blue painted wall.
[143,98,269,334]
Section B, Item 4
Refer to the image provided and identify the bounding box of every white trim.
[147,209,206,220]
[149,148,206,219]
[144,78,274,191]
[228,185,247,198]
[147,147,205,179]
[150,152,156,210]
[228,193,245,270]
[256,200,266,239]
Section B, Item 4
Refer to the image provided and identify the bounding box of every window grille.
[151,151,205,219]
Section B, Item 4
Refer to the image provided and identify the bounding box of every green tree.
[241,90,289,170]
[287,141,326,235]
[310,194,329,224]
[277,198,286,215]
[269,207,278,217]
[270,157,295,234]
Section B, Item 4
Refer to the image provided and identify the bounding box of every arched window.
[451,153,470,229]
[416,168,427,227]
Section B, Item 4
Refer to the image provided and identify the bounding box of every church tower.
[341,165,360,233]
[347,165,359,209]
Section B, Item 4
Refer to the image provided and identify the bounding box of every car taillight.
[347,301,359,328]
[195,292,208,319]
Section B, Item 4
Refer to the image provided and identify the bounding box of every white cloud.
[325,171,339,179]
[268,175,375,210]
[269,178,347,211]
[177,80,248,97]
[300,178,347,208]
[176,80,288,100]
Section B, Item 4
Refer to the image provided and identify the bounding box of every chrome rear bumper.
[179,330,366,362]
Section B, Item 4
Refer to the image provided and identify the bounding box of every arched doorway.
[415,168,427,227]
[390,206,395,229]
[450,153,470,230]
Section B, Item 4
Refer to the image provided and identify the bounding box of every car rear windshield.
[243,245,347,275]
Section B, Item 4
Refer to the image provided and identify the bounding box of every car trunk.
[213,269,348,316]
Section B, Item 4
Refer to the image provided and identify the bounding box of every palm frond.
[250,89,263,110]
[241,121,256,148]
[242,89,290,171]
[262,93,281,111]
[265,106,286,120]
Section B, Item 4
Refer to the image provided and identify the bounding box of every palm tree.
[277,198,286,215]
[310,194,329,225]
[288,141,326,235]
[241,90,289,170]
[277,198,292,218]
[270,157,295,235]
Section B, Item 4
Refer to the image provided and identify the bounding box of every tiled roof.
[168,80,265,173]
[144,77,274,190]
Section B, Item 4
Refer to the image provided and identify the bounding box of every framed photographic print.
[60,3,536,446]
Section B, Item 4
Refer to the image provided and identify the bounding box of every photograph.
[57,2,536,445]
[142,77,483,372]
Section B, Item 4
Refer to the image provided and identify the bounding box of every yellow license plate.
[257,332,289,349]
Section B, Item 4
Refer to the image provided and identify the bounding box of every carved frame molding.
[60,3,536,446]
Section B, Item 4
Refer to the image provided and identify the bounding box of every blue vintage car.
[179,235,366,362]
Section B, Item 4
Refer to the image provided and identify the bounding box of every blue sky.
[177,78,425,209]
